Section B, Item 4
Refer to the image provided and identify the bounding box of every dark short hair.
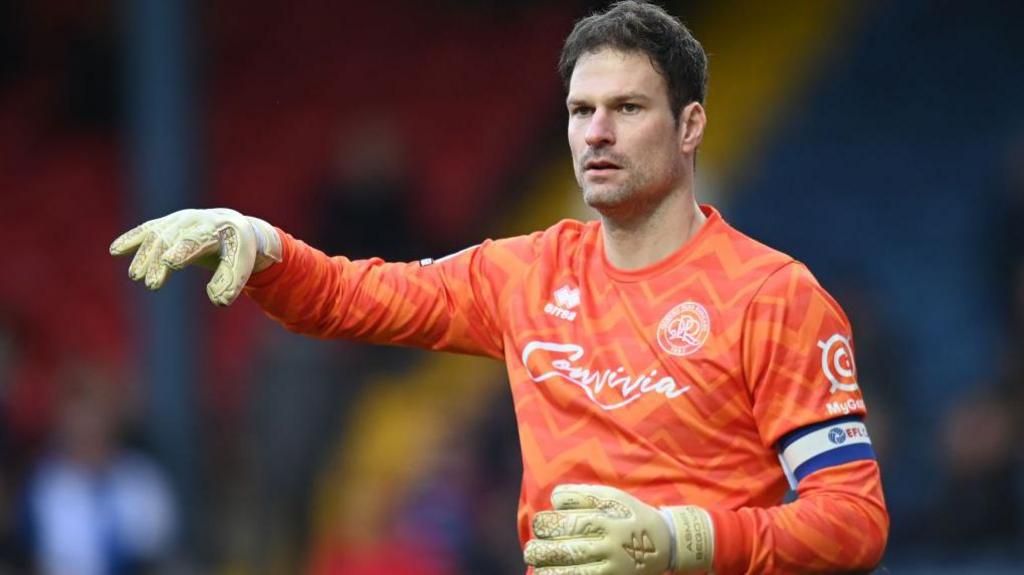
[559,1,708,118]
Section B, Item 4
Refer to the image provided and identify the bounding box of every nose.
[584,108,615,148]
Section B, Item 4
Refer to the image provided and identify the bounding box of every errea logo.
[544,285,580,321]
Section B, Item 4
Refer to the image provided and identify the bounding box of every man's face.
[567,49,685,217]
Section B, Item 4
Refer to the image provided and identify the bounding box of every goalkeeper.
[111,1,888,573]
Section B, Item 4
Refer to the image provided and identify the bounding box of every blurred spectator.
[920,387,1023,556]
[60,2,119,131]
[310,114,426,261]
[15,363,177,575]
[458,390,524,574]
[309,455,455,575]
[230,336,373,574]
[308,381,521,575]
[393,385,523,575]
[226,114,435,572]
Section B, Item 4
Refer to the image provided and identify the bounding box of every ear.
[678,102,706,156]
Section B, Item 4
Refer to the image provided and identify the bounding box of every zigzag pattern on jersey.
[512,216,798,521]
[249,234,547,357]
[711,459,887,573]
[245,205,872,561]
[744,262,858,445]
[506,214,866,547]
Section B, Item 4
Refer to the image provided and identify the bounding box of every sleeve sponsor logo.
[825,398,866,416]
[817,333,859,394]
[521,341,690,410]
[656,302,710,357]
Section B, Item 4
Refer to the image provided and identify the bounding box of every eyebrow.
[566,92,652,107]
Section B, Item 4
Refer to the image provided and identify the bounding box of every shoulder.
[701,209,802,295]
[741,259,851,341]
[751,261,845,318]
[708,210,844,317]
[486,218,597,261]
[536,218,596,247]
[714,213,798,278]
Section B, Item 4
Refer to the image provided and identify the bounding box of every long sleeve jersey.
[244,204,889,573]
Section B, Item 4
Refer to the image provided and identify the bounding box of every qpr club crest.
[656,301,710,357]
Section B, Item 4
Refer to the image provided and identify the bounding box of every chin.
[583,185,629,211]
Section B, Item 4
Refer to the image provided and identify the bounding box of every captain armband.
[777,416,876,487]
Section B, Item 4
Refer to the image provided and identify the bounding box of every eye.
[620,102,641,114]
[570,106,594,118]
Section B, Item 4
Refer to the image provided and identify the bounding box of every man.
[111,1,888,573]
[19,368,177,575]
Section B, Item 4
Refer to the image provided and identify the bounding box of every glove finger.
[127,232,163,281]
[161,230,220,270]
[524,538,605,568]
[205,225,251,306]
[144,260,173,291]
[533,510,606,539]
[551,485,633,519]
[109,224,149,256]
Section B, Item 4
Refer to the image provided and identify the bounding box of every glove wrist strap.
[247,217,283,272]
[660,505,714,574]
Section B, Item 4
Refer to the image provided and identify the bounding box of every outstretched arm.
[110,208,525,358]
[242,229,510,357]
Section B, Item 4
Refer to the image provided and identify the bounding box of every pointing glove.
[109,208,282,306]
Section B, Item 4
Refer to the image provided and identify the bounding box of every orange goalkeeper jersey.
[245,205,888,573]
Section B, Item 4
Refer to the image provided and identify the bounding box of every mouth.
[584,159,622,173]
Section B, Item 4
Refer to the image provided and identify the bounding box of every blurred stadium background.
[1,0,1023,573]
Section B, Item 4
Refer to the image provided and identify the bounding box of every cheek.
[642,129,682,173]
[567,125,583,153]
[568,130,585,169]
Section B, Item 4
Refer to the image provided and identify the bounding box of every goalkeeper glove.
[109,208,282,306]
[524,484,714,575]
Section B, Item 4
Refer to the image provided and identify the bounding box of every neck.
[601,187,706,270]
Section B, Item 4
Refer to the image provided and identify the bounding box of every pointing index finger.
[109,225,148,256]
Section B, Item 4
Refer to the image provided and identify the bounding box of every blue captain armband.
[777,416,876,488]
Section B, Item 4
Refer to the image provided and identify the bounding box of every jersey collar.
[599,204,723,283]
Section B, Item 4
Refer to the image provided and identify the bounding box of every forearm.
[709,460,888,575]
[244,229,503,356]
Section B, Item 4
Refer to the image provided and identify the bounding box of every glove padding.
[109,208,281,306]
[524,484,713,575]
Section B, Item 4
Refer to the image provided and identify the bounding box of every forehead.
[567,48,668,102]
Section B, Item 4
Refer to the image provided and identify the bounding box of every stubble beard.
[583,174,640,213]
[580,163,673,225]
